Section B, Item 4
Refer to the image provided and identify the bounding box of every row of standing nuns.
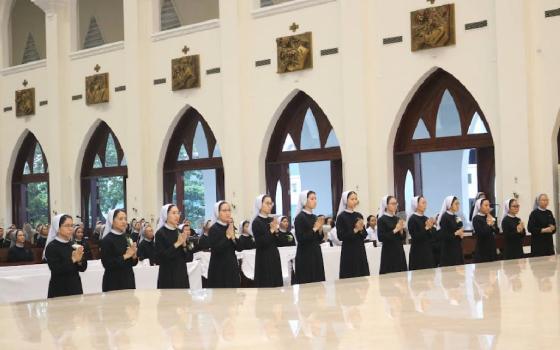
[437,196,465,267]
[100,209,138,292]
[377,195,408,274]
[335,191,370,279]
[472,198,499,263]
[207,201,241,288]
[501,198,526,260]
[155,204,190,289]
[528,193,556,257]
[293,190,326,284]
[44,214,88,298]
[407,196,437,270]
[251,194,283,287]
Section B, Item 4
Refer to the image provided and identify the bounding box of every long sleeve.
[209,225,235,253]
[528,211,542,235]
[378,217,402,243]
[100,238,130,270]
[440,214,459,242]
[294,214,320,243]
[253,218,275,249]
[46,246,79,275]
[408,216,432,243]
[155,230,183,262]
[473,216,498,238]
[502,217,525,239]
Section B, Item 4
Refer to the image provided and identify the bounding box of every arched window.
[12,132,49,227]
[394,68,495,228]
[163,107,224,230]
[77,0,123,50]
[266,91,343,219]
[81,122,127,229]
[159,0,219,31]
[9,0,46,66]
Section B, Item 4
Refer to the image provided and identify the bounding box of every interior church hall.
[0,0,559,349]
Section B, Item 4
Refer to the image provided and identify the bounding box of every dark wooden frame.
[80,122,128,229]
[393,68,495,207]
[12,132,50,227]
[266,91,343,219]
[163,108,225,216]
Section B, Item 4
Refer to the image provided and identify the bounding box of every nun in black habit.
[155,204,190,289]
[44,214,87,298]
[336,190,369,278]
[251,194,283,287]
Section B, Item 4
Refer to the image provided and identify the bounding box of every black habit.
[276,230,296,247]
[501,215,526,260]
[439,212,464,267]
[252,215,283,287]
[100,232,137,292]
[378,215,407,274]
[472,214,499,263]
[528,208,556,257]
[138,239,158,265]
[155,226,190,289]
[45,239,87,298]
[407,214,436,270]
[237,234,256,251]
[207,222,240,288]
[336,211,369,278]
[294,211,325,284]
[7,245,33,262]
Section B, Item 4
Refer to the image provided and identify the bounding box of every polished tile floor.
[0,256,558,349]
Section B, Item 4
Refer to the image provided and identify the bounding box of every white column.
[338,0,372,213]
[494,0,533,221]
[217,0,251,218]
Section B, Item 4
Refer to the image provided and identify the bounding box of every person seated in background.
[130,220,142,243]
[275,216,296,247]
[2,228,15,248]
[92,221,104,241]
[138,225,158,265]
[35,224,49,248]
[73,226,93,260]
[23,223,35,246]
[236,220,256,251]
[0,227,5,247]
[8,230,34,262]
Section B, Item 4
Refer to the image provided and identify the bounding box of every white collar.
[279,228,288,233]
[55,236,70,243]
[241,233,251,237]
[302,209,312,215]
[344,209,354,214]
[477,213,486,217]
[217,220,228,226]
[164,223,177,230]
[384,212,395,217]
[15,243,24,248]
[537,207,547,212]
[413,211,423,217]
[507,214,517,218]
[143,237,153,242]
[111,229,124,236]
[258,213,269,219]
[446,210,455,215]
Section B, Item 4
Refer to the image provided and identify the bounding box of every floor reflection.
[1,256,558,349]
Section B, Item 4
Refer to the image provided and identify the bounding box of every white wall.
[0,0,558,251]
